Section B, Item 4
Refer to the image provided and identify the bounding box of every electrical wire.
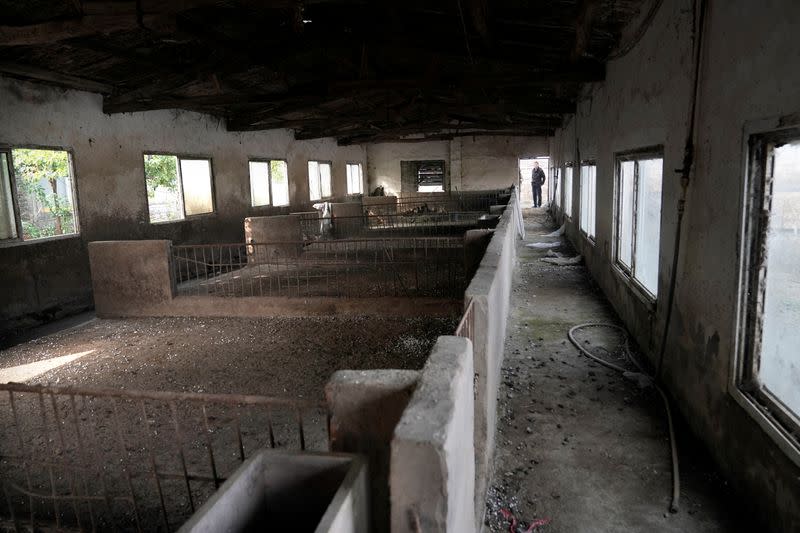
[568,323,680,513]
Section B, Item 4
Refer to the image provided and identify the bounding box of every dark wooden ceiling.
[0,1,646,144]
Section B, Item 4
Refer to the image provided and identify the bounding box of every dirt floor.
[0,314,458,532]
[0,315,458,399]
[483,209,756,533]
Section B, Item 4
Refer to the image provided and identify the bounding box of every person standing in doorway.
[531,162,546,208]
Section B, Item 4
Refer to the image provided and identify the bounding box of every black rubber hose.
[568,323,680,513]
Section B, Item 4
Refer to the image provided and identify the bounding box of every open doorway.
[519,157,550,208]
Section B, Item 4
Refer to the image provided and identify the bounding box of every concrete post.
[391,336,475,533]
[325,370,419,533]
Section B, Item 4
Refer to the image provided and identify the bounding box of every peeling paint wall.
[0,76,365,333]
[550,1,800,530]
[365,136,549,195]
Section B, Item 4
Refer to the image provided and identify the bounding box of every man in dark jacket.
[531,162,546,208]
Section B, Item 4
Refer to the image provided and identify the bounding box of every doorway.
[519,157,550,208]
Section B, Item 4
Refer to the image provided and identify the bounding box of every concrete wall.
[464,190,520,525]
[549,1,800,531]
[326,369,419,533]
[0,76,365,333]
[366,137,549,195]
[390,336,475,533]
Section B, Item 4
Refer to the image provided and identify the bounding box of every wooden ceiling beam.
[0,62,113,93]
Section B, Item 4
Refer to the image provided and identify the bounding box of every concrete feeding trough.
[179,450,369,533]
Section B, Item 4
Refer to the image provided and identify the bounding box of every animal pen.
[1,190,508,532]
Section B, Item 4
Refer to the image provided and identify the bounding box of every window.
[553,168,560,207]
[615,152,663,297]
[400,160,446,192]
[0,148,79,242]
[249,159,289,207]
[144,154,214,223]
[346,163,363,195]
[579,163,596,240]
[308,161,332,201]
[416,161,445,192]
[739,131,800,443]
[564,165,573,218]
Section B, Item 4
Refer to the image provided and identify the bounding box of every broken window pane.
[564,166,573,217]
[347,163,363,194]
[634,158,663,295]
[180,159,214,216]
[0,153,16,239]
[12,148,78,240]
[271,160,289,206]
[759,140,800,416]
[579,164,596,239]
[249,161,271,207]
[618,160,635,269]
[144,154,183,222]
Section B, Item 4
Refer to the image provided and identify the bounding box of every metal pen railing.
[172,238,467,299]
[0,382,328,532]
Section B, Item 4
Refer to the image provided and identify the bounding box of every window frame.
[0,144,81,246]
[142,152,217,224]
[578,160,597,243]
[248,157,289,208]
[346,162,364,195]
[563,163,574,219]
[612,147,664,302]
[308,160,333,201]
[733,122,800,466]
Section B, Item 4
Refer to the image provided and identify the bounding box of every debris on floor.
[541,223,565,237]
[500,508,552,533]
[540,254,582,266]
[526,241,561,249]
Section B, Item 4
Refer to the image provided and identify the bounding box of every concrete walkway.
[484,209,752,532]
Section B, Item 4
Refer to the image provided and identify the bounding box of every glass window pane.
[760,141,800,415]
[308,161,321,201]
[320,163,332,198]
[580,166,590,233]
[12,148,78,240]
[564,167,573,217]
[347,163,362,194]
[633,158,663,295]
[249,161,271,206]
[618,161,635,268]
[144,154,183,222]
[180,159,214,215]
[271,160,289,206]
[0,153,17,239]
[589,167,596,238]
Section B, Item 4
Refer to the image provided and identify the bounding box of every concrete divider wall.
[326,370,419,533]
[390,336,475,533]
[244,214,303,259]
[88,240,175,317]
[463,189,520,526]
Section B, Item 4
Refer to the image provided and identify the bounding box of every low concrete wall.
[326,370,419,533]
[244,214,303,260]
[88,240,175,317]
[390,336,475,533]
[330,202,365,238]
[464,189,520,526]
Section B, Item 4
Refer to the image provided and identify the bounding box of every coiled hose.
[568,323,680,513]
